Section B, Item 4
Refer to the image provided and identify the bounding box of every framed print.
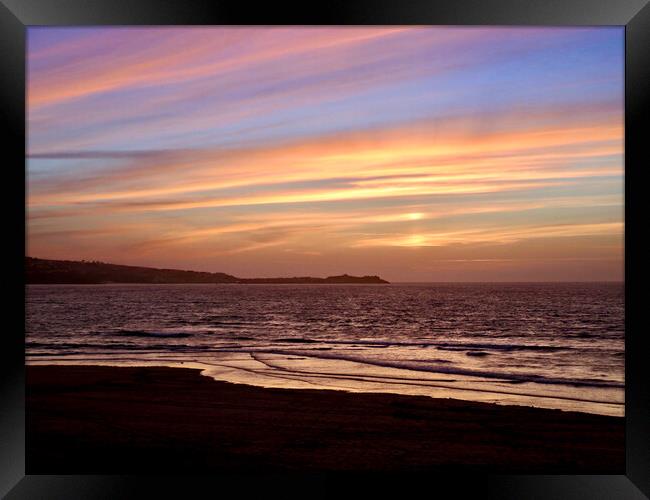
[1,0,648,498]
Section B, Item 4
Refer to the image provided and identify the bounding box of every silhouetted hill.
[237,274,389,284]
[26,257,389,284]
[26,257,240,284]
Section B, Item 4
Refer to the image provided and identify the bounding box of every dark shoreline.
[26,364,624,474]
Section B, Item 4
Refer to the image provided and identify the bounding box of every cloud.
[352,222,623,248]
[26,27,624,280]
[28,103,622,208]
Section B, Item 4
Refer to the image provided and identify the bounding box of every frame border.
[2,1,648,497]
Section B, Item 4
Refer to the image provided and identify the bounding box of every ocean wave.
[275,337,318,343]
[260,338,572,352]
[28,340,197,351]
[113,329,193,339]
[263,349,624,389]
[433,342,567,352]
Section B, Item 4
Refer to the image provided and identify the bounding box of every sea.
[26,282,625,416]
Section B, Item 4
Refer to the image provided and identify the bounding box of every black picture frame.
[2,1,648,498]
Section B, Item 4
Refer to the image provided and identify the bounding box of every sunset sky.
[27,27,624,282]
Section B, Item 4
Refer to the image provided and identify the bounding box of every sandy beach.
[26,364,624,474]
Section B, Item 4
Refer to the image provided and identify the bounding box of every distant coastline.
[25,257,389,284]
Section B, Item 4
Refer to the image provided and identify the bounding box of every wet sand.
[26,365,624,474]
